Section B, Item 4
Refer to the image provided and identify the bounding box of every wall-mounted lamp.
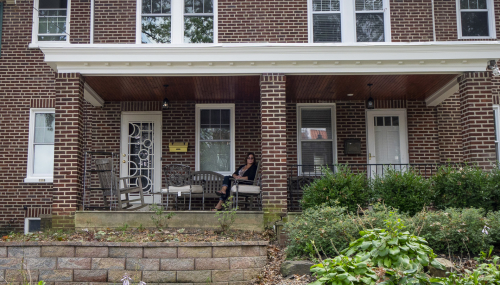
[487,60,500,76]
[366,83,374,109]
[162,84,170,109]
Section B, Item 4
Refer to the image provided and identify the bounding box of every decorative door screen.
[127,121,155,193]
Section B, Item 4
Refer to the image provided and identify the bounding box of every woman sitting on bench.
[213,152,258,211]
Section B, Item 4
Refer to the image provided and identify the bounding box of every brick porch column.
[459,72,497,168]
[260,74,287,224]
[52,73,85,229]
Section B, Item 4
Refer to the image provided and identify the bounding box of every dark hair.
[245,152,257,166]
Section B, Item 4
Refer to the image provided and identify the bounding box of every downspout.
[431,0,436,41]
[90,0,94,44]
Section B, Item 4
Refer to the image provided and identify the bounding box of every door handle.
[369,153,376,160]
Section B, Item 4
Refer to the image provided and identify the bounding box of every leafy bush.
[300,165,370,213]
[432,164,495,211]
[310,254,378,285]
[372,168,433,216]
[284,206,359,258]
[416,208,491,255]
[486,210,500,247]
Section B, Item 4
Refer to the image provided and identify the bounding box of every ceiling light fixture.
[162,85,170,110]
[366,83,374,109]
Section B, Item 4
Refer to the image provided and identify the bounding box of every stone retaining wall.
[0,241,268,284]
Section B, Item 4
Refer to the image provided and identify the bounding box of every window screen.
[355,0,384,42]
[28,219,41,233]
[199,109,231,172]
[300,108,334,172]
[312,0,341,42]
[142,0,172,43]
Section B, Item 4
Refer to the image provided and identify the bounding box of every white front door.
[121,112,162,204]
[366,109,409,177]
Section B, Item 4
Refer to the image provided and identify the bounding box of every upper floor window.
[25,109,55,183]
[32,0,70,44]
[457,0,496,39]
[309,0,390,43]
[139,0,216,44]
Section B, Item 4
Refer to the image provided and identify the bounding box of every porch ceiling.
[85,74,459,102]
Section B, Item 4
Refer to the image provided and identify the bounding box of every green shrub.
[417,208,491,254]
[486,210,500,246]
[284,206,359,258]
[372,168,433,216]
[300,165,370,213]
[432,164,495,211]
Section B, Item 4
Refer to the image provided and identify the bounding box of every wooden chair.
[95,159,146,210]
[192,171,224,210]
[162,164,203,210]
[230,162,262,210]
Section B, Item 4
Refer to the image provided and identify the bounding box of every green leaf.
[430,259,446,270]
[379,247,389,257]
[399,245,409,251]
[384,257,392,267]
[389,247,400,256]
[337,273,348,280]
[360,241,372,250]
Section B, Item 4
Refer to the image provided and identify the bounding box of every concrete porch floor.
[75,211,265,232]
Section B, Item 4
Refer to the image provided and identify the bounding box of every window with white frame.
[32,0,70,44]
[457,0,496,39]
[298,104,336,172]
[309,0,390,43]
[195,104,235,175]
[25,218,41,234]
[25,109,55,183]
[494,105,499,163]
[139,0,215,44]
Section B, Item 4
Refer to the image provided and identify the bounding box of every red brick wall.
[336,101,367,164]
[390,0,434,42]
[407,101,440,163]
[70,0,91,44]
[218,0,308,43]
[286,103,298,166]
[437,93,464,162]
[459,72,497,167]
[93,0,136,43]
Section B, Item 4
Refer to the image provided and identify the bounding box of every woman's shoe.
[215,190,226,196]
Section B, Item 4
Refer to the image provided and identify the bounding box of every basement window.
[24,218,41,234]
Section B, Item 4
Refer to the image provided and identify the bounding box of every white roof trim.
[425,76,460,106]
[84,83,105,107]
[39,41,500,75]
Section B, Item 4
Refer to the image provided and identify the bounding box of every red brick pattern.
[260,74,287,217]
[94,0,136,43]
[285,103,298,166]
[407,101,440,163]
[437,93,464,162]
[336,101,367,164]
[218,0,308,43]
[390,0,434,42]
[52,73,84,220]
[70,0,91,44]
[459,72,497,167]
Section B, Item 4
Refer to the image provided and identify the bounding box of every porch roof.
[40,41,500,75]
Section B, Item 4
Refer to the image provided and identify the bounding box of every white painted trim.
[456,0,496,39]
[195,104,235,176]
[30,0,71,47]
[25,108,55,184]
[24,218,41,234]
[83,83,104,107]
[120,112,162,203]
[135,0,141,44]
[494,104,500,162]
[296,103,337,170]
[39,42,500,75]
[366,109,409,166]
[425,76,460,106]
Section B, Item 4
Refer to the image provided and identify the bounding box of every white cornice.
[39,42,500,75]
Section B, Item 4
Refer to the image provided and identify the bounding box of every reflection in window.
[312,0,341,42]
[38,0,68,41]
[355,0,384,42]
[459,0,490,37]
[33,112,55,175]
[184,0,214,43]
[199,109,231,172]
[142,0,171,43]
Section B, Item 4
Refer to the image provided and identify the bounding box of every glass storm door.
[366,110,409,177]
[121,112,162,204]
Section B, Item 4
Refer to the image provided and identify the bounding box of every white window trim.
[24,218,41,234]
[307,0,391,43]
[456,0,496,39]
[25,108,55,183]
[195,104,235,176]
[136,0,218,44]
[296,103,338,169]
[494,104,500,162]
[30,0,71,48]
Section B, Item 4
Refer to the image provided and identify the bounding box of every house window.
[309,0,390,43]
[297,104,337,172]
[25,109,55,183]
[25,218,41,234]
[195,104,235,175]
[457,0,496,38]
[494,105,500,162]
[138,0,216,44]
[32,0,70,44]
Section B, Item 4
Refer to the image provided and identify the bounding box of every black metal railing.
[287,163,462,212]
